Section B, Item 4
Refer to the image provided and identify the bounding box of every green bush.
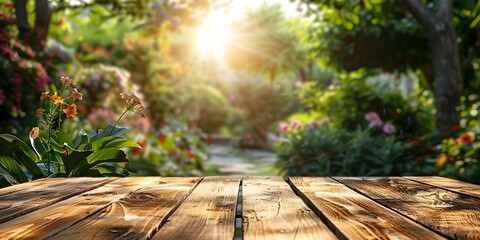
[188,85,232,133]
[276,124,415,176]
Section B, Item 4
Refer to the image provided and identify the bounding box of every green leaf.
[86,149,129,166]
[0,175,12,187]
[91,125,132,141]
[0,156,29,183]
[0,134,44,179]
[95,164,129,177]
[57,130,74,149]
[73,129,88,148]
[91,136,123,151]
[61,150,93,175]
[104,139,141,149]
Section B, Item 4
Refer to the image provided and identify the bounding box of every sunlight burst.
[196,11,231,60]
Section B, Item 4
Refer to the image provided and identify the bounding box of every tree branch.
[404,0,436,31]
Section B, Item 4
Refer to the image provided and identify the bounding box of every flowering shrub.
[126,121,209,176]
[276,116,415,176]
[0,5,64,135]
[0,76,144,187]
[431,131,479,183]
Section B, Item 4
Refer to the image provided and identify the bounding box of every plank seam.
[147,177,204,240]
[331,177,452,240]
[286,178,348,240]
[0,178,117,225]
[235,177,243,240]
[402,176,480,200]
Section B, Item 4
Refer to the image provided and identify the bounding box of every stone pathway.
[204,145,281,176]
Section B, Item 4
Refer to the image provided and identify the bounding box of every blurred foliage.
[302,0,479,82]
[127,121,209,176]
[297,71,435,139]
[276,125,416,176]
[225,3,307,82]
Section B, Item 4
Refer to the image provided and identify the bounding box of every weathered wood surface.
[151,176,240,240]
[0,176,478,240]
[289,177,444,240]
[0,177,159,239]
[0,177,114,224]
[406,176,480,199]
[242,176,337,240]
[50,177,201,240]
[335,177,480,240]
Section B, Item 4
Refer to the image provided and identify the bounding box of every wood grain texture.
[242,176,337,240]
[335,177,480,240]
[405,176,480,199]
[151,177,240,240]
[49,177,201,239]
[0,177,159,239]
[0,177,113,224]
[0,178,72,196]
[290,177,444,240]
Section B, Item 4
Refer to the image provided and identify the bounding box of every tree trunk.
[429,20,463,130]
[405,0,462,131]
[32,0,52,52]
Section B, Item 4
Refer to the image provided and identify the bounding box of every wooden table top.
[0,176,479,239]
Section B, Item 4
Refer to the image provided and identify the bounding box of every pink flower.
[320,117,330,125]
[279,123,289,133]
[383,123,396,134]
[307,120,319,130]
[364,112,380,122]
[290,120,302,129]
[369,119,383,128]
[365,112,383,128]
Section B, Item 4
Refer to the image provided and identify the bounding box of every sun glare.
[196,11,231,60]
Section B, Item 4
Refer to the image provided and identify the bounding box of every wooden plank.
[0,178,70,196]
[242,176,337,240]
[289,177,444,240]
[49,177,201,239]
[335,177,480,240]
[0,177,114,224]
[405,176,480,199]
[0,177,160,239]
[151,177,240,240]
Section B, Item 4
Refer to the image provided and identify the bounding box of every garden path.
[204,145,280,176]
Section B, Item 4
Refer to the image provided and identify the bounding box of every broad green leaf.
[91,136,124,151]
[56,130,74,149]
[73,129,88,148]
[0,134,44,178]
[95,164,129,177]
[0,175,12,187]
[61,150,93,175]
[91,125,132,141]
[104,139,141,149]
[86,149,129,166]
[0,156,29,183]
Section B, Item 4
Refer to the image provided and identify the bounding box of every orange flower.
[62,104,77,117]
[40,92,49,100]
[70,88,83,101]
[60,76,71,85]
[35,108,45,117]
[49,92,63,104]
[30,127,39,139]
[187,151,195,159]
[457,132,475,145]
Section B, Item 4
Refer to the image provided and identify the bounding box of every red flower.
[452,125,461,132]
[187,151,195,159]
[414,156,423,163]
[457,132,475,145]
[157,134,166,142]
